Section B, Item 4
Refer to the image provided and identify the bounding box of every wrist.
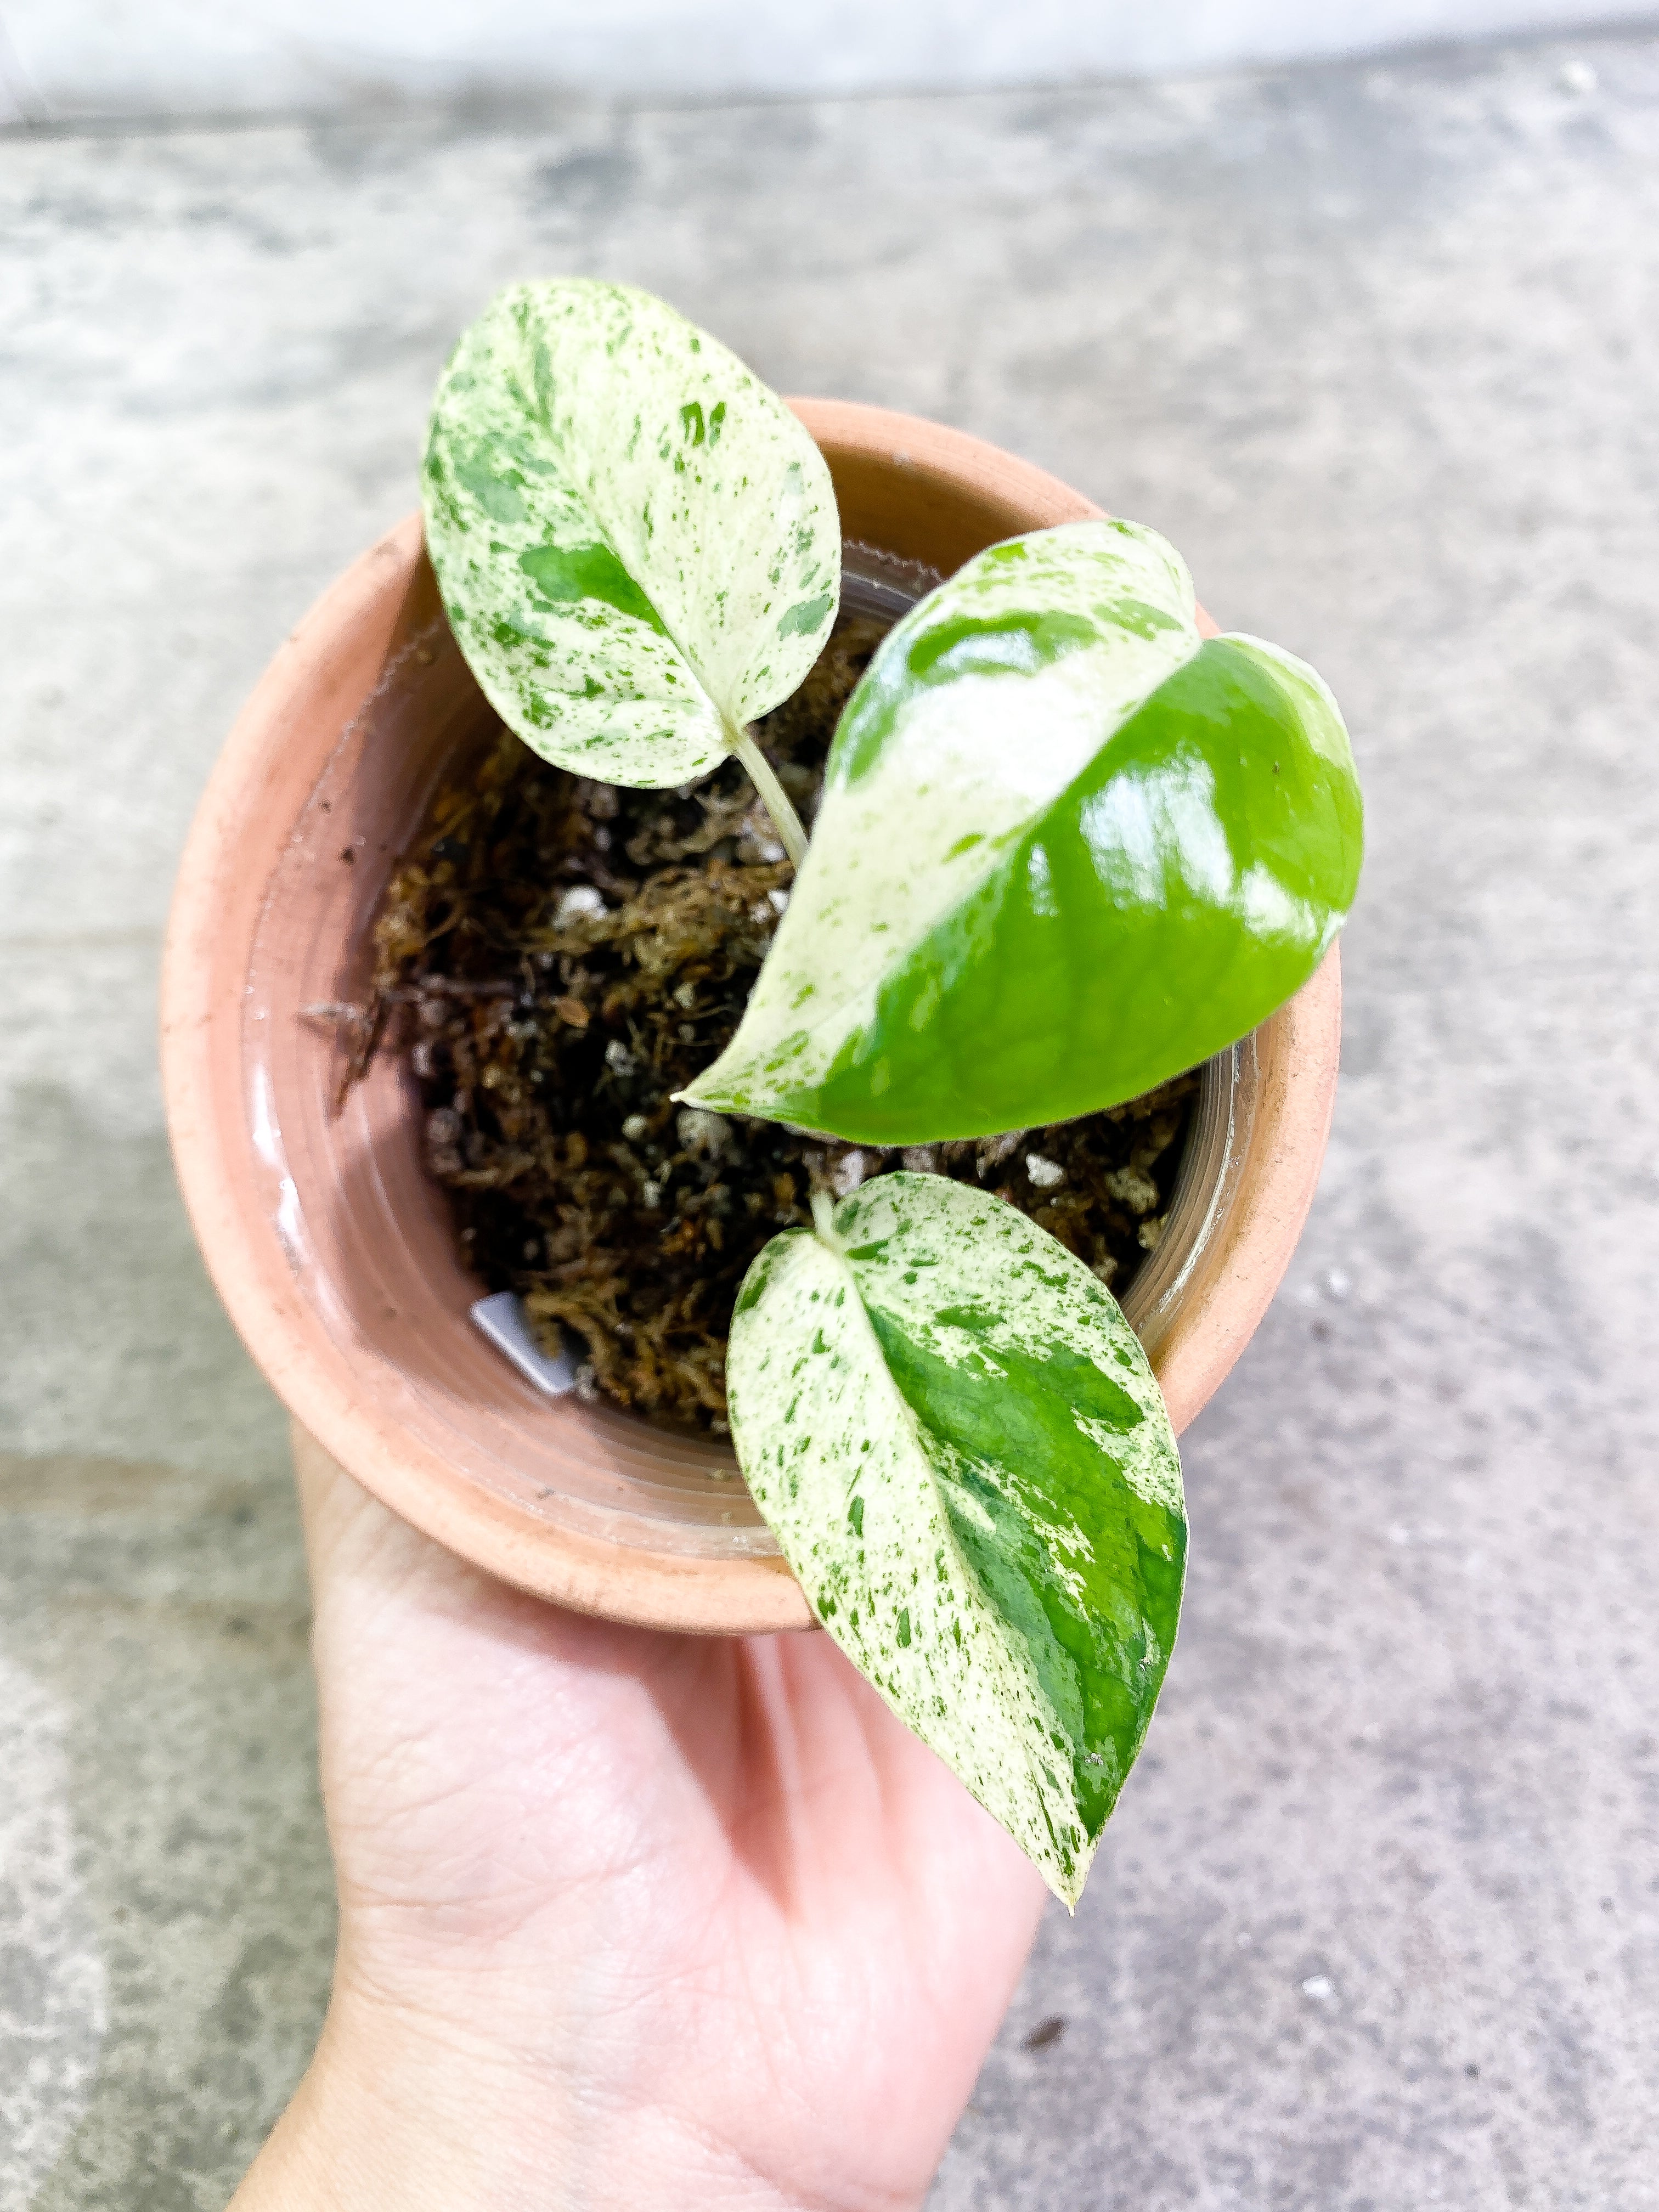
[230,1990,546,2211]
[231,1984,847,2212]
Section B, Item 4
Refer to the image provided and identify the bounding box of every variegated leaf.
[727,1171,1185,1906]
[684,517,1361,1140]
[422,279,840,788]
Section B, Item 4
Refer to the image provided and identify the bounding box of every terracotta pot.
[161,402,1341,1635]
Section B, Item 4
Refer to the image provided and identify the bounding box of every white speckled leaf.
[727,1172,1186,1906]
[422,279,840,786]
[682,518,1201,1116]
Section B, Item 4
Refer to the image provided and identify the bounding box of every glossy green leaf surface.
[727,1171,1185,1905]
[685,520,1362,1141]
[422,279,839,787]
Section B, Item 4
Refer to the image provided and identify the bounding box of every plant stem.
[731,726,808,873]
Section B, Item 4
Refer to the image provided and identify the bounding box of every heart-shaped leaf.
[727,1170,1185,1905]
[421,279,840,794]
[684,518,1361,1141]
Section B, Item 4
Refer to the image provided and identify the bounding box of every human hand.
[232,1432,1047,2211]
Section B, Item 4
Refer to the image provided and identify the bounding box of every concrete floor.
[3,26,1658,2209]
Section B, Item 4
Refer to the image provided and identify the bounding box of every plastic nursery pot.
[161,401,1342,1635]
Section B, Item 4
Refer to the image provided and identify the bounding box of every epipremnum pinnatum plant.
[422,278,1364,1904]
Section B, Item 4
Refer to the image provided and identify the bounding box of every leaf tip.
[673,1075,716,1111]
[1048,1859,1089,1913]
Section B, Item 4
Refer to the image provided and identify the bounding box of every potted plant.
[161,282,1359,1905]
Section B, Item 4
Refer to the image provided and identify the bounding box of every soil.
[356,612,1198,1436]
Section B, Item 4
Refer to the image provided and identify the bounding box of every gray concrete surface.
[3,26,1658,2208]
[9,0,1659,122]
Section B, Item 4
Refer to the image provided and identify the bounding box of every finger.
[289,1418,673,1670]
[291,1418,408,1583]
[290,1418,488,1626]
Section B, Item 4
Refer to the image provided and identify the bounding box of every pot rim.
[160,399,1340,1633]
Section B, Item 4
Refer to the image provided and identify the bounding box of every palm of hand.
[299,1448,1047,2211]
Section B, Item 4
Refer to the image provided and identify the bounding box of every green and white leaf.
[422,279,840,789]
[727,1171,1186,1906]
[684,517,1362,1142]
